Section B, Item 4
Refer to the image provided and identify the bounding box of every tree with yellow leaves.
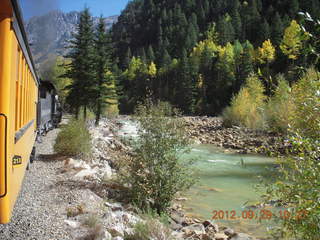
[257,39,275,64]
[256,39,276,94]
[280,20,307,60]
[147,62,157,77]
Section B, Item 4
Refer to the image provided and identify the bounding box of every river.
[182,144,277,238]
[118,119,277,238]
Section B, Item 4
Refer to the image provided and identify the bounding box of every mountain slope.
[25,10,118,67]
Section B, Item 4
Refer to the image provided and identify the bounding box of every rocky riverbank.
[183,116,287,155]
[75,116,260,240]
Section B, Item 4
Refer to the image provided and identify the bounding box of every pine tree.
[212,43,236,113]
[93,17,118,125]
[237,41,254,92]
[288,0,299,18]
[233,40,243,92]
[139,48,147,63]
[203,0,210,16]
[184,0,195,12]
[271,12,284,46]
[241,0,261,44]
[231,8,242,40]
[197,5,206,27]
[189,13,200,37]
[186,23,198,50]
[124,47,132,69]
[147,45,155,63]
[143,0,155,17]
[217,14,235,45]
[160,49,172,67]
[65,7,95,119]
[258,19,271,44]
[177,49,195,114]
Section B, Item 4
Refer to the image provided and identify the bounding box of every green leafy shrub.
[120,100,194,214]
[263,68,320,239]
[54,118,91,157]
[291,68,320,139]
[222,74,267,129]
[263,133,320,239]
[265,75,294,133]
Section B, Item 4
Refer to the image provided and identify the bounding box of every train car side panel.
[10,30,37,219]
[0,15,15,223]
[0,3,39,223]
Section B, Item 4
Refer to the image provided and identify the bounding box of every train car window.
[20,58,25,126]
[15,47,21,131]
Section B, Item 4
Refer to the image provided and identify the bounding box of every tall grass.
[54,118,91,157]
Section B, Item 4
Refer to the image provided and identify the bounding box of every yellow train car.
[0,0,39,223]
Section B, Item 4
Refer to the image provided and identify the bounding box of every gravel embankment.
[0,124,73,240]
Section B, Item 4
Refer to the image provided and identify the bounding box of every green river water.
[182,144,277,238]
[119,121,277,238]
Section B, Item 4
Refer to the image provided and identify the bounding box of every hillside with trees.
[110,0,319,115]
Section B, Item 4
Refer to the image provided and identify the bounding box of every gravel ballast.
[0,126,73,240]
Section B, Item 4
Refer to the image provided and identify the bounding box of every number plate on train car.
[12,155,22,166]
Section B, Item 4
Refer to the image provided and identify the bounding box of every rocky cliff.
[25,10,118,67]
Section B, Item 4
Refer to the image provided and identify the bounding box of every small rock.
[123,228,134,236]
[122,212,140,225]
[107,226,124,237]
[74,168,97,179]
[101,163,113,180]
[171,211,186,225]
[170,222,183,231]
[224,228,235,237]
[103,230,112,240]
[182,223,206,236]
[172,231,185,239]
[202,220,219,233]
[175,197,188,201]
[193,218,202,223]
[214,233,228,240]
[201,233,214,240]
[105,202,123,211]
[229,233,255,240]
[203,220,213,228]
[112,237,124,240]
[64,220,80,228]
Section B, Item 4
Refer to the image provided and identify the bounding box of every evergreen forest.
[109,0,320,115]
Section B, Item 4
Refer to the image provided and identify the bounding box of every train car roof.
[10,0,40,85]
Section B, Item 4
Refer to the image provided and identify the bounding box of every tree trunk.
[95,103,101,126]
[75,106,79,119]
[83,105,87,120]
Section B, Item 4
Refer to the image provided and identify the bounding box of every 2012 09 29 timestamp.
[211,209,308,221]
